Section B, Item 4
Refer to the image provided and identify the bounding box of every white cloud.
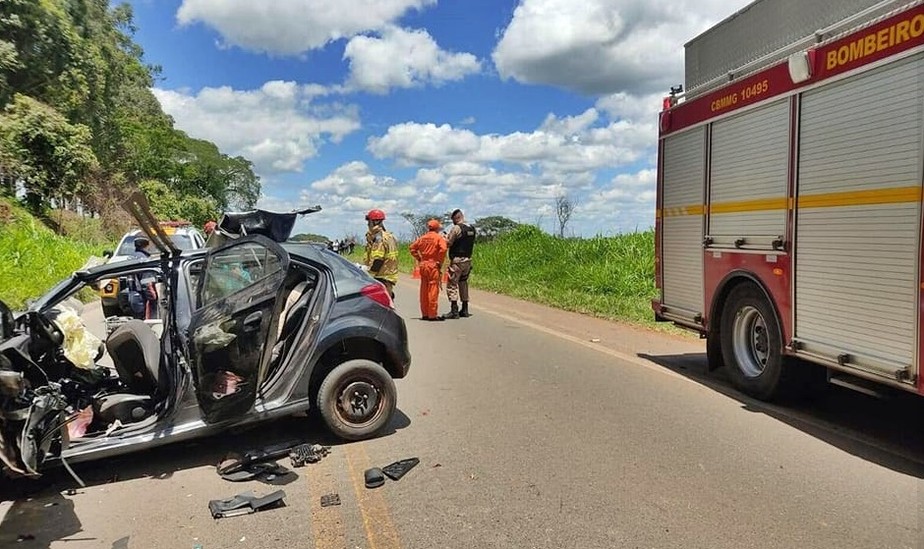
[595,92,664,123]
[581,168,657,231]
[153,81,361,173]
[176,0,436,54]
[310,161,417,199]
[368,108,655,173]
[492,0,752,95]
[344,27,481,94]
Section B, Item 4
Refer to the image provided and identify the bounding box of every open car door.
[187,235,290,423]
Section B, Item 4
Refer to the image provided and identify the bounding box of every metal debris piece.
[289,444,330,468]
[320,493,341,507]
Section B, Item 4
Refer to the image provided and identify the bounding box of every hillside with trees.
[0,0,259,235]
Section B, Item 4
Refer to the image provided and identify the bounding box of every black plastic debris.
[289,444,330,467]
[219,461,291,483]
[217,440,301,477]
[382,458,419,481]
[320,493,341,507]
[17,534,36,542]
[208,490,286,519]
[364,468,385,489]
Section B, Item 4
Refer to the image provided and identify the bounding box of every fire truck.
[654,0,924,400]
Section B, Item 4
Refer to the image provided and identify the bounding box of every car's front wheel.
[317,359,396,441]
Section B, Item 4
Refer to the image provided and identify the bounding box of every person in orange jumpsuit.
[409,219,448,321]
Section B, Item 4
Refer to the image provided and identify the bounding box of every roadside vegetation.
[350,224,658,326]
[0,1,260,234]
[0,198,108,309]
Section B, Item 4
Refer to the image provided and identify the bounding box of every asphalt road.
[1,280,923,548]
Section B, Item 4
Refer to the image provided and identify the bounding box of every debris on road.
[17,534,35,542]
[590,338,601,343]
[218,461,292,483]
[208,490,286,519]
[320,493,341,507]
[382,457,419,481]
[217,440,303,478]
[364,467,385,489]
[289,443,330,467]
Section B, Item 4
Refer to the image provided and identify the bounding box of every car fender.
[288,311,386,397]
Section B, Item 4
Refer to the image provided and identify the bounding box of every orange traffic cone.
[412,263,420,279]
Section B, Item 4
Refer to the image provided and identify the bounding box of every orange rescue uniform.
[409,231,448,319]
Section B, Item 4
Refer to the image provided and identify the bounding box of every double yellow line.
[307,442,402,549]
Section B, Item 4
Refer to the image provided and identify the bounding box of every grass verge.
[0,198,111,309]
[349,225,661,327]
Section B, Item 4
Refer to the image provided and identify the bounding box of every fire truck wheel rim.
[732,305,769,378]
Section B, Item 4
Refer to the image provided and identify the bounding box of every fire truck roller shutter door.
[708,99,790,248]
[661,126,706,320]
[794,53,923,383]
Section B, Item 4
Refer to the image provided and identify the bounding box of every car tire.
[101,302,121,318]
[720,282,793,401]
[317,359,396,441]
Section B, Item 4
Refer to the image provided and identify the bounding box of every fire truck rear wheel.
[720,283,787,401]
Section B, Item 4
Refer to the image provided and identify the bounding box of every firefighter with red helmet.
[364,209,399,297]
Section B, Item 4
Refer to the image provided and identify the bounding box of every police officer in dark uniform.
[130,235,158,320]
[442,209,476,319]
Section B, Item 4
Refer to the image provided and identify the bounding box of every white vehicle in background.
[98,222,206,317]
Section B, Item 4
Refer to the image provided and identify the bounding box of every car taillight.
[361,283,394,309]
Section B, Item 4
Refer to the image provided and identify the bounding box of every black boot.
[442,301,460,319]
[459,301,470,317]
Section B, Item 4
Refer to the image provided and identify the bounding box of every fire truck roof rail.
[684,0,918,100]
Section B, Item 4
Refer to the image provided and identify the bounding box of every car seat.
[95,320,163,425]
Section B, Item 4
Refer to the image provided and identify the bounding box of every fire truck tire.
[720,283,791,401]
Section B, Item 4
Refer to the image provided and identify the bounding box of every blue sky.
[129,0,750,239]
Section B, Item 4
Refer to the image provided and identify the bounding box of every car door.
[187,236,290,423]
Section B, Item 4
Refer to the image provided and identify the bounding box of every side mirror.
[103,250,113,259]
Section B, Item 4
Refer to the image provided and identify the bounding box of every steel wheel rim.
[732,305,769,378]
[336,378,384,426]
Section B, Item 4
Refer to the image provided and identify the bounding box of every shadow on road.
[640,352,924,479]
[0,409,411,544]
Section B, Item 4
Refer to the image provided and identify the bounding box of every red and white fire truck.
[654,0,924,399]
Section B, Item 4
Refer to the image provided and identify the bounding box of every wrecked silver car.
[0,194,410,480]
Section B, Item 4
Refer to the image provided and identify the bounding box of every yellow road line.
[307,453,346,549]
[344,443,402,549]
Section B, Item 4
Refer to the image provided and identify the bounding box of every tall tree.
[473,216,519,241]
[0,94,97,212]
[554,193,577,238]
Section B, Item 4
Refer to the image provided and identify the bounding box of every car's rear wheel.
[317,359,396,441]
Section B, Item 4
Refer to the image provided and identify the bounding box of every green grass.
[350,225,660,326]
[0,198,112,309]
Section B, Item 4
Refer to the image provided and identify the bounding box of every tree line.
[0,0,259,232]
